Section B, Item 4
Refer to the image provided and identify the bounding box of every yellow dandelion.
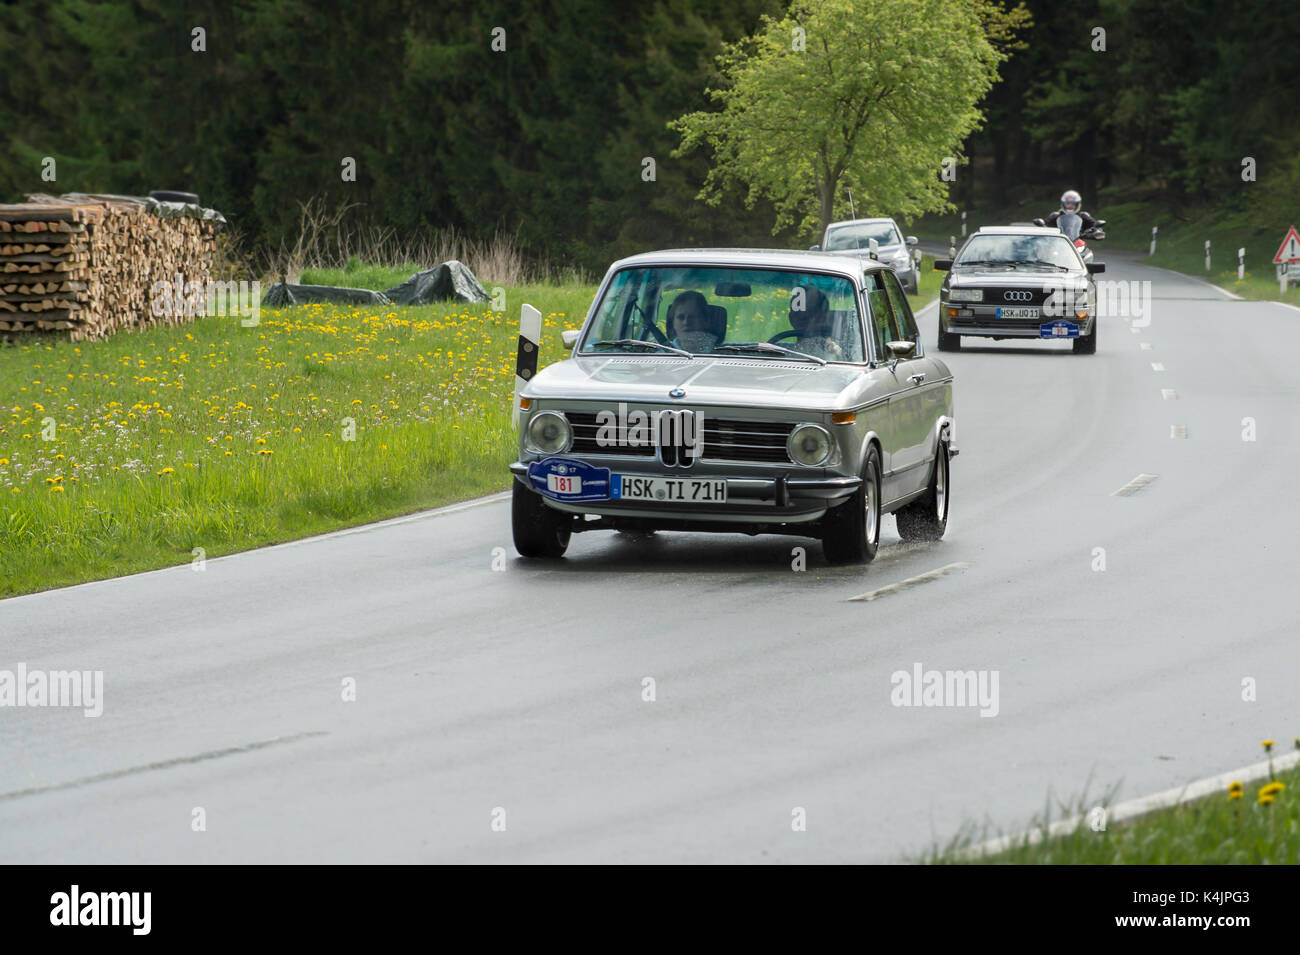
[1260,781,1285,797]
[1262,739,1275,752]
[158,467,174,475]
[1258,792,1275,806]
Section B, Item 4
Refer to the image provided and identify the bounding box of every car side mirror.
[809,245,821,252]
[885,340,916,359]
[561,329,580,348]
[905,236,918,247]
[1032,218,1046,227]
[1087,262,1105,274]
[934,259,953,271]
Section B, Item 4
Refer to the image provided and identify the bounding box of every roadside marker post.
[1205,239,1211,272]
[1238,247,1245,282]
[961,211,967,237]
[949,235,956,258]
[513,303,542,429]
[1150,225,1158,256]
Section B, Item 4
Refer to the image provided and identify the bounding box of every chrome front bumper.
[509,462,860,523]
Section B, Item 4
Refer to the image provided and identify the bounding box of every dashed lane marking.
[1112,473,1159,497]
[847,562,973,602]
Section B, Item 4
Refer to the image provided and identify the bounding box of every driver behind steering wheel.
[667,290,720,353]
[788,286,844,360]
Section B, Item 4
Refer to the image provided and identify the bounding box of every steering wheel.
[767,329,803,345]
[639,310,670,345]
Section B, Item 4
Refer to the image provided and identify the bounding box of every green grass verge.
[908,254,943,312]
[926,747,1300,864]
[912,196,1300,305]
[0,284,596,597]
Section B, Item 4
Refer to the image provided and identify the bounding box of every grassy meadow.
[0,284,596,596]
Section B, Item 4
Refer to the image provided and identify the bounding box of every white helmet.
[1060,190,1082,214]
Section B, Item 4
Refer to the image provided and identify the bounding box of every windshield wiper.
[714,342,827,365]
[589,339,694,359]
[957,259,1017,269]
[1009,259,1071,271]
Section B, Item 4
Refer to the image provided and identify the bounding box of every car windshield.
[824,222,901,251]
[955,234,1081,270]
[580,266,865,363]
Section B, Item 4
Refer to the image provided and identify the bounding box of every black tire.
[895,440,950,541]
[823,445,882,564]
[512,480,572,558]
[937,320,960,352]
[1073,321,1097,354]
[148,190,200,204]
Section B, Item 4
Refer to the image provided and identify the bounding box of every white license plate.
[547,473,583,494]
[615,475,728,503]
[998,306,1039,319]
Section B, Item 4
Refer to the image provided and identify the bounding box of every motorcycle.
[1034,213,1105,264]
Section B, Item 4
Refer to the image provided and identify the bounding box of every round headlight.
[526,410,571,454]
[788,423,833,467]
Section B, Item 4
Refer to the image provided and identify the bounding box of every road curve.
[2,254,1297,863]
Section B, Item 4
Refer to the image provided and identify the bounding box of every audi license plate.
[612,475,727,503]
[997,306,1039,319]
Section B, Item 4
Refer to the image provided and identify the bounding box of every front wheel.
[895,440,949,541]
[1073,321,1097,354]
[937,321,960,352]
[512,480,572,558]
[822,446,881,564]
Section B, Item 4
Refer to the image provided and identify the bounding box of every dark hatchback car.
[934,226,1105,355]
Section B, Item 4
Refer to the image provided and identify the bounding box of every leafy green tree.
[670,0,1023,238]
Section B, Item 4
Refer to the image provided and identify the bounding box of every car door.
[862,271,907,502]
[881,270,943,498]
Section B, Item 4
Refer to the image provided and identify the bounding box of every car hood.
[526,355,867,411]
[947,268,1088,290]
[826,244,909,260]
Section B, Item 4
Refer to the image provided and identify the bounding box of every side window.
[863,271,898,360]
[882,270,921,355]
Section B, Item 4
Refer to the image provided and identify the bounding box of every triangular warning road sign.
[1273,225,1300,263]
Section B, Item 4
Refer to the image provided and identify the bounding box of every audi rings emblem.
[1003,290,1033,302]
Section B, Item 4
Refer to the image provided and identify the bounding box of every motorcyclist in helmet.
[1040,190,1100,233]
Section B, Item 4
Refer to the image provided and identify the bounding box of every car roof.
[971,226,1062,236]
[606,247,884,279]
[824,217,898,230]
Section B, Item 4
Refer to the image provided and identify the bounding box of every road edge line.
[956,750,1300,860]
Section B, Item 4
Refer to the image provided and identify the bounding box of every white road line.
[1141,262,1243,300]
[1171,424,1187,439]
[1161,389,1177,400]
[1266,299,1300,315]
[1150,362,1165,371]
[847,562,972,602]
[958,750,1300,860]
[1112,473,1159,497]
[914,297,940,318]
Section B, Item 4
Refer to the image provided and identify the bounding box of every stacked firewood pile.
[0,193,220,341]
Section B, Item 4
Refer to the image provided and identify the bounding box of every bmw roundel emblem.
[669,387,686,399]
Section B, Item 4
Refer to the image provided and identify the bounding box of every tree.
[670,0,1025,238]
